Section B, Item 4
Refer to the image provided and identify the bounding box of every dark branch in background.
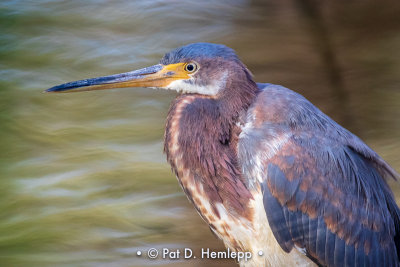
[294,0,356,130]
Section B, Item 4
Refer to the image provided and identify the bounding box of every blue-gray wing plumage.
[240,84,400,267]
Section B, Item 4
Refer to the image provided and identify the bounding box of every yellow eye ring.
[184,62,198,73]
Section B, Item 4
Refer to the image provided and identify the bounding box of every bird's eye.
[184,62,198,73]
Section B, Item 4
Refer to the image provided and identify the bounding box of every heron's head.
[45,43,255,97]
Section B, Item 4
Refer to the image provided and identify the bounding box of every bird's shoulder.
[246,83,398,180]
[253,83,314,124]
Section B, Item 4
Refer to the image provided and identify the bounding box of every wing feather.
[240,84,400,266]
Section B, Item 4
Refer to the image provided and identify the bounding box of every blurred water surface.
[1,0,400,266]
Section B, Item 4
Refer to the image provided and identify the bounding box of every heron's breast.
[163,95,254,245]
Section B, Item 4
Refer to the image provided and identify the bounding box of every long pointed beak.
[45,63,189,93]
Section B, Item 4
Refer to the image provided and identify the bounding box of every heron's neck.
[218,75,259,121]
[163,82,258,219]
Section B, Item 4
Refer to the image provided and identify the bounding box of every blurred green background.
[1,0,400,266]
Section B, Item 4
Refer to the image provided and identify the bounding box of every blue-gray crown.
[160,43,240,65]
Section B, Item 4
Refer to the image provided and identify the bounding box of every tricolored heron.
[46,43,400,267]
